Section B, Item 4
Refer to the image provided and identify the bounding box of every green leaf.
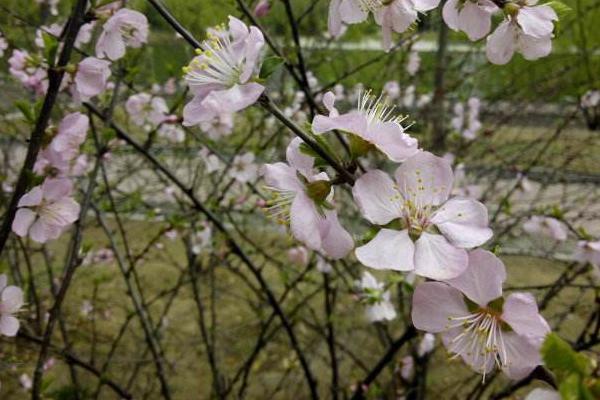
[545,1,572,18]
[42,32,59,67]
[14,100,35,124]
[559,374,582,400]
[542,333,593,379]
[259,56,284,80]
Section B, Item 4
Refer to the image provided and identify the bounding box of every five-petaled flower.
[486,0,558,65]
[412,249,550,379]
[352,151,492,280]
[12,178,81,243]
[183,16,265,127]
[96,8,149,61]
[313,90,419,162]
[262,138,354,259]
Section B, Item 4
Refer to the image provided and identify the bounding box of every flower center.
[263,187,296,225]
[357,90,408,127]
[446,310,508,380]
[184,29,242,88]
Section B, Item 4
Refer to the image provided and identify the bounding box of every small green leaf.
[542,333,593,379]
[545,1,572,18]
[42,32,59,67]
[259,56,284,79]
[14,100,35,124]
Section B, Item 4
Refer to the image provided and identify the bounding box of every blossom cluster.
[328,0,559,64]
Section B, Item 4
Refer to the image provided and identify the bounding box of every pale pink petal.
[430,198,493,248]
[516,6,557,38]
[395,151,453,207]
[320,210,354,259]
[460,2,495,41]
[442,0,461,30]
[262,162,303,192]
[368,121,419,162]
[0,315,20,337]
[502,333,543,379]
[290,193,322,251]
[502,292,550,338]
[17,186,43,207]
[486,21,517,65]
[352,170,403,225]
[0,275,6,293]
[1,286,23,313]
[414,233,468,280]
[412,281,469,332]
[312,112,367,136]
[518,33,552,61]
[355,229,415,271]
[41,178,73,201]
[445,249,506,306]
[286,137,314,174]
[328,0,343,37]
[339,0,369,23]
[414,0,441,12]
[12,209,36,237]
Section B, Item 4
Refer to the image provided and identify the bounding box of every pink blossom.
[254,0,271,17]
[34,113,89,176]
[262,138,354,259]
[328,0,440,50]
[313,91,419,162]
[443,0,499,41]
[75,22,96,47]
[158,123,185,143]
[96,8,149,61]
[486,3,557,65]
[200,113,234,140]
[0,274,23,337]
[406,50,421,75]
[75,57,111,99]
[352,151,492,280]
[125,93,169,128]
[412,250,550,379]
[8,49,47,94]
[229,152,259,183]
[288,246,310,266]
[523,216,568,241]
[356,271,396,322]
[383,81,400,100]
[183,16,265,126]
[12,178,80,243]
[52,112,89,158]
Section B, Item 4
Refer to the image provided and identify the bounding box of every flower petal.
[356,229,415,271]
[1,286,23,313]
[502,292,550,338]
[412,281,469,332]
[430,197,493,248]
[0,315,20,337]
[502,332,543,380]
[352,169,403,225]
[319,210,354,259]
[290,193,322,251]
[395,151,453,207]
[12,208,36,237]
[414,233,468,280]
[445,249,506,307]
